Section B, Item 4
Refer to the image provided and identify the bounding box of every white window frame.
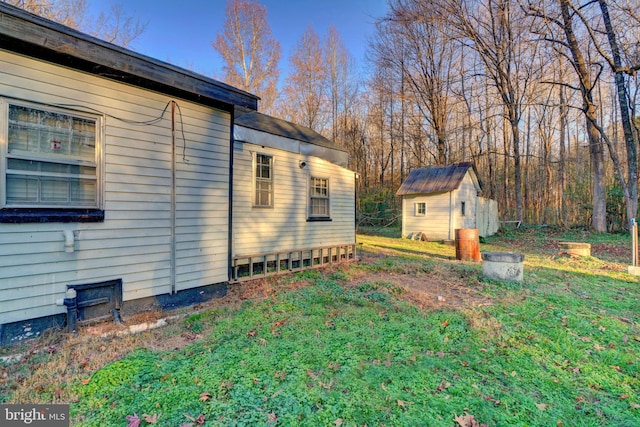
[0,99,103,210]
[415,202,426,216]
[309,176,330,219]
[253,152,273,208]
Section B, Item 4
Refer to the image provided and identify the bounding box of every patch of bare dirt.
[590,243,631,263]
[350,252,493,310]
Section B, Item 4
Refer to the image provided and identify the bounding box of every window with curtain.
[3,101,100,209]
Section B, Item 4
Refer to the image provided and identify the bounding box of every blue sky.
[88,0,389,80]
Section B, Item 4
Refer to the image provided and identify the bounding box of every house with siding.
[231,111,356,280]
[396,162,498,241]
[0,3,355,344]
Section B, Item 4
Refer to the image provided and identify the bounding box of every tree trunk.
[559,0,607,232]
[559,82,568,227]
[510,115,524,223]
[599,0,638,227]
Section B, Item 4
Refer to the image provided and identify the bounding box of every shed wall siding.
[402,192,453,241]
[232,141,355,256]
[0,50,230,324]
[454,172,479,230]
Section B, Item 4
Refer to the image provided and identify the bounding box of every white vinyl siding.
[233,140,355,257]
[402,192,453,240]
[0,49,230,324]
[456,173,478,229]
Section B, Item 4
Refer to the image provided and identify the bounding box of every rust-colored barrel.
[455,228,481,261]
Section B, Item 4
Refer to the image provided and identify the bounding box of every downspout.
[227,107,235,282]
[170,101,176,294]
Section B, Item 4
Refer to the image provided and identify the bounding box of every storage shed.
[396,162,498,241]
[0,3,355,344]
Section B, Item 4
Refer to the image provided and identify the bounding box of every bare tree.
[527,0,608,231]
[6,0,86,27]
[441,0,540,223]
[280,27,328,132]
[89,2,146,48]
[580,0,639,228]
[212,0,281,114]
[7,0,146,48]
[373,0,458,166]
[324,25,359,145]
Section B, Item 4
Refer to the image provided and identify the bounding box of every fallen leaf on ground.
[266,412,277,423]
[200,392,211,402]
[435,378,450,393]
[535,403,548,411]
[143,413,158,423]
[454,412,485,427]
[126,413,141,427]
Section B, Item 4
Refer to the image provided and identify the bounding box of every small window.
[1,100,103,222]
[254,153,273,207]
[415,202,426,216]
[309,177,330,219]
[461,201,466,216]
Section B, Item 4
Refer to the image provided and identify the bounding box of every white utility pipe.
[63,230,75,253]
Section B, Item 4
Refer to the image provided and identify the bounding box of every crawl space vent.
[67,279,122,323]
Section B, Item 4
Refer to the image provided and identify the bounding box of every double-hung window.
[1,100,103,222]
[415,202,426,216]
[254,153,273,207]
[309,177,330,220]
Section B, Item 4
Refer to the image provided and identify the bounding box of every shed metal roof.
[396,162,481,196]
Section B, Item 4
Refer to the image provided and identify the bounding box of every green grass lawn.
[2,227,640,426]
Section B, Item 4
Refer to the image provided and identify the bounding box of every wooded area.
[12,0,640,232]
[345,0,640,232]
